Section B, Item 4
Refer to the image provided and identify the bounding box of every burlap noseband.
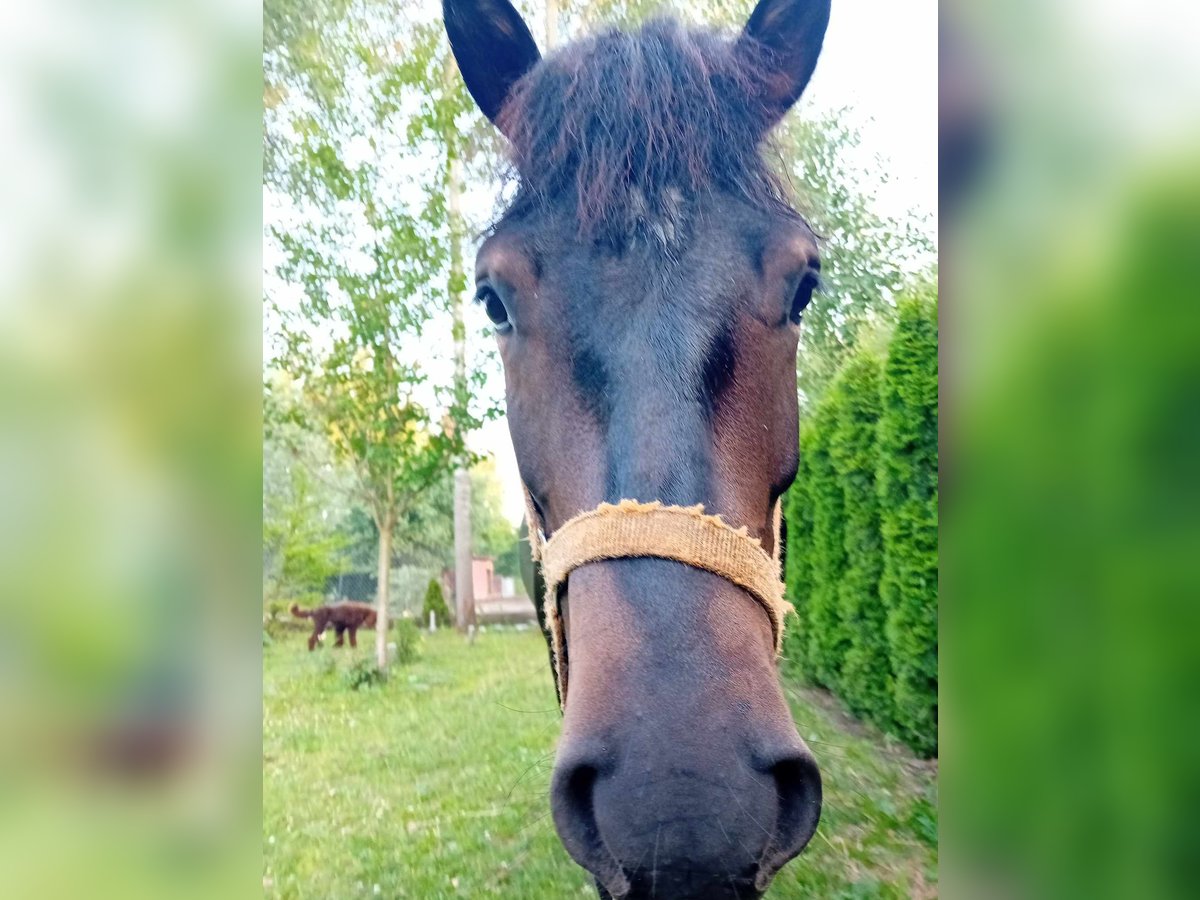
[524,494,792,707]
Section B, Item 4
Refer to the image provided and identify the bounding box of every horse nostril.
[755,749,823,892]
[561,763,599,844]
[551,757,630,897]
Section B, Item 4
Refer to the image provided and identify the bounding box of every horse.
[290,601,377,651]
[445,1,830,896]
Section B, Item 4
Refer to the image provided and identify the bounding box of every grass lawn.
[263,628,936,898]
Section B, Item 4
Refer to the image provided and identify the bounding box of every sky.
[479,0,940,525]
[806,0,937,232]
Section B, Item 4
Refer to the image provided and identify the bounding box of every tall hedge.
[783,289,938,756]
[782,423,818,679]
[804,396,849,690]
[830,351,893,730]
[877,293,939,756]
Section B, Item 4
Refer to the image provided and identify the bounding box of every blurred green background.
[943,1,1200,898]
[0,0,261,897]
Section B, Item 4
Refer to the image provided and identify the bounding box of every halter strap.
[524,494,792,708]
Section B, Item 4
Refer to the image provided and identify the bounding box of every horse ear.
[737,0,831,125]
[444,0,541,138]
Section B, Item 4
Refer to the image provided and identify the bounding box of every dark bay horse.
[445,1,829,896]
[290,601,377,651]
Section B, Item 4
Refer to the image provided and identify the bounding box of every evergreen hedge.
[805,397,849,690]
[782,289,938,756]
[830,351,893,731]
[781,423,818,679]
[877,294,939,756]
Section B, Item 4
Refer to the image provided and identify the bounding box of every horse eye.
[476,285,512,334]
[789,272,820,325]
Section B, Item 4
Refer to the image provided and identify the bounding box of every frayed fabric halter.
[524,494,792,708]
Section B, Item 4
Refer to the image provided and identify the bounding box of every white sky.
[807,0,937,233]
[480,0,939,525]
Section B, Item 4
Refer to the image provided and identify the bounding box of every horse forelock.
[494,18,799,247]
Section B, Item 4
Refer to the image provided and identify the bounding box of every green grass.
[263,630,936,898]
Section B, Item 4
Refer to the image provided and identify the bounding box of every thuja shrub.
[422,578,451,628]
[782,422,818,681]
[877,291,939,756]
[804,396,849,691]
[830,350,894,731]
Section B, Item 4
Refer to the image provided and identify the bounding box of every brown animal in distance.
[290,601,378,651]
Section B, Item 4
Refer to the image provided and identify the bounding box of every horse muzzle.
[551,725,821,899]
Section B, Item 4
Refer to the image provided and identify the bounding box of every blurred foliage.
[784,288,938,757]
[940,0,1200,892]
[0,0,261,896]
[947,162,1200,900]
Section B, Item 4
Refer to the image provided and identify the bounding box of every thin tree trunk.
[375,515,393,669]
[545,0,559,49]
[445,55,475,633]
[454,466,475,630]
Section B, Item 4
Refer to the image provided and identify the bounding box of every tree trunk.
[444,67,475,635]
[375,516,393,669]
[454,465,475,631]
[545,0,559,49]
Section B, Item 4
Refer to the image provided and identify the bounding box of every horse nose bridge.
[605,385,713,503]
[592,302,718,504]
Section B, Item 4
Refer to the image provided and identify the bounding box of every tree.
[334,483,456,572]
[265,73,468,669]
[829,350,892,729]
[877,288,938,755]
[266,331,465,671]
[263,0,356,190]
[266,0,502,663]
[782,292,937,752]
[425,37,492,634]
[775,109,936,409]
